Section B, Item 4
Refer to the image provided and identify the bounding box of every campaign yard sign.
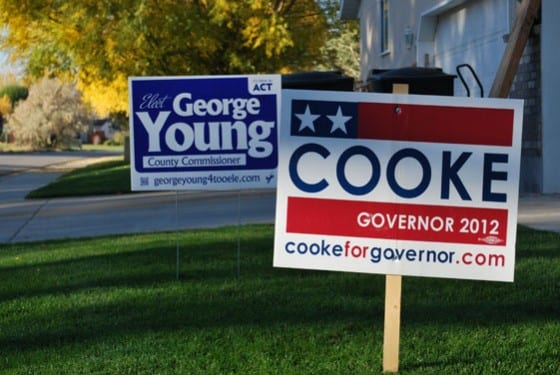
[129,75,281,191]
[274,89,523,282]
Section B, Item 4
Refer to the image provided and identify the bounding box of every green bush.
[105,130,126,146]
[0,84,28,107]
[109,110,129,131]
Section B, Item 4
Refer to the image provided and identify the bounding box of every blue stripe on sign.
[291,100,358,139]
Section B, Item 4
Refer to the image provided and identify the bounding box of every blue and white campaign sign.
[129,75,281,190]
[274,89,523,282]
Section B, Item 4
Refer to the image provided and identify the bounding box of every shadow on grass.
[0,226,383,352]
[0,224,559,368]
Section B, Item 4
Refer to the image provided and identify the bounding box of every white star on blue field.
[291,99,358,138]
[295,104,320,132]
[327,106,353,134]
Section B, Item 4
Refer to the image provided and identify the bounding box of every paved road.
[0,152,274,243]
[1,152,559,243]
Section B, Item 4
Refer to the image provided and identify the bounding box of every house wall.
[352,0,549,193]
[357,0,435,83]
[541,0,560,193]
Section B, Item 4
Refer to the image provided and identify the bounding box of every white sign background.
[274,90,523,282]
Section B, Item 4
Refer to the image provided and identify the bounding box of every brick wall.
[510,24,542,193]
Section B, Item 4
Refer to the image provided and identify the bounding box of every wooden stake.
[392,83,410,96]
[382,83,408,373]
[383,274,402,372]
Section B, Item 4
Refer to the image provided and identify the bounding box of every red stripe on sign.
[358,103,514,146]
[287,197,508,246]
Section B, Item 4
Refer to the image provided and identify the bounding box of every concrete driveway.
[1,151,559,243]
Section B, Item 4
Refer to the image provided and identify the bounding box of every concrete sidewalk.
[0,156,275,243]
[517,194,560,233]
[0,151,122,176]
[1,153,559,243]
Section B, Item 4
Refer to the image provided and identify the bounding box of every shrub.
[109,110,129,131]
[0,95,12,117]
[0,84,28,107]
[105,130,126,146]
[8,77,90,150]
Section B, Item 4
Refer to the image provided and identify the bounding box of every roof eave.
[339,0,361,19]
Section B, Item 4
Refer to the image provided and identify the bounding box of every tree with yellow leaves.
[0,0,329,117]
[0,95,11,118]
[0,95,11,138]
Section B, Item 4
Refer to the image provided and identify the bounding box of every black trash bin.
[368,67,456,96]
[282,71,354,92]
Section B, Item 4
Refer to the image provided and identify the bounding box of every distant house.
[88,119,115,144]
[341,0,560,194]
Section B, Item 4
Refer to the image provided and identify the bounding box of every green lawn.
[26,159,131,198]
[0,225,559,374]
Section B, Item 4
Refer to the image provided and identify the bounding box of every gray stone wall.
[510,24,542,193]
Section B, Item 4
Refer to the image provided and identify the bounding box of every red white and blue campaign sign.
[129,75,281,190]
[274,90,523,282]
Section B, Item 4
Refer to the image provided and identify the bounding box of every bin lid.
[282,71,354,88]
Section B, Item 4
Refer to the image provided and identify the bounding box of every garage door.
[433,0,510,97]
